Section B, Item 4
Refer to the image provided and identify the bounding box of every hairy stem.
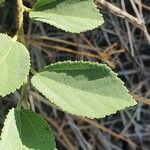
[16,0,25,43]
[17,83,29,109]
[16,0,29,108]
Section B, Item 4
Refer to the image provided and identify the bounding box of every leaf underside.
[30,0,104,33]
[0,108,56,150]
[0,34,30,96]
[31,61,137,119]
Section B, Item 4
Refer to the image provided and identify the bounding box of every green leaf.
[0,0,5,5]
[0,0,5,7]
[0,108,56,150]
[29,0,104,33]
[0,34,30,96]
[31,61,137,119]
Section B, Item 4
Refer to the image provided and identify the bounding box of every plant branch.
[16,0,25,43]
[17,83,29,109]
[16,0,29,108]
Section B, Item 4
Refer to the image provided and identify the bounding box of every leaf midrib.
[31,11,100,21]
[37,74,126,101]
[34,75,131,118]
[0,41,15,65]
[21,111,46,150]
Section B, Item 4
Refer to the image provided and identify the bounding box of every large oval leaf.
[29,0,104,33]
[0,34,30,96]
[0,108,56,150]
[31,61,137,119]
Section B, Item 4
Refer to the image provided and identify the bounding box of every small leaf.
[31,61,137,119]
[29,0,104,33]
[0,34,30,96]
[0,108,56,150]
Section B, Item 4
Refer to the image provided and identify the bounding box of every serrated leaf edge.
[0,108,28,149]
[0,34,31,97]
[29,17,103,33]
[0,108,56,149]
[29,1,104,33]
[31,61,137,119]
[16,108,56,149]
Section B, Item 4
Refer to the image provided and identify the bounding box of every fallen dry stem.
[96,0,150,44]
[81,117,136,149]
[132,93,150,106]
[96,0,143,28]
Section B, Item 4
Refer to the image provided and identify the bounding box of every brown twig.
[131,93,150,106]
[43,115,75,150]
[95,0,143,29]
[27,36,125,68]
[81,117,136,149]
[95,0,150,44]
